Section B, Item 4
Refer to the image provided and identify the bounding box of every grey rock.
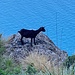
[4,32,68,66]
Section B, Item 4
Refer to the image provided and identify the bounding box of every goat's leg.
[21,36,24,45]
[31,38,33,46]
[34,38,36,45]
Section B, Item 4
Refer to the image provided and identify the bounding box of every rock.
[4,32,68,66]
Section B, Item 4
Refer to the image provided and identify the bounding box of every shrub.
[63,55,75,69]
[25,63,37,75]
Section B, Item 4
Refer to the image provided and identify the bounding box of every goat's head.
[39,27,45,32]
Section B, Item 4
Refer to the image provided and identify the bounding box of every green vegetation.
[63,55,75,75]
[63,55,75,69]
[0,58,21,75]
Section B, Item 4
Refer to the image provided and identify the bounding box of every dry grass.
[21,52,61,75]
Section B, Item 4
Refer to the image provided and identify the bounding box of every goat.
[18,27,45,46]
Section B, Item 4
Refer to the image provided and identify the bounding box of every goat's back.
[18,29,37,38]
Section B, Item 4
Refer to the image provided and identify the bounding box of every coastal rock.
[4,32,68,66]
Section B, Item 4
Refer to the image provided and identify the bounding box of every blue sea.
[0,0,75,56]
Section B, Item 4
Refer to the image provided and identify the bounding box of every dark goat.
[18,27,45,46]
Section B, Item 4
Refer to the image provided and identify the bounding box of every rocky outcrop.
[4,32,68,66]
